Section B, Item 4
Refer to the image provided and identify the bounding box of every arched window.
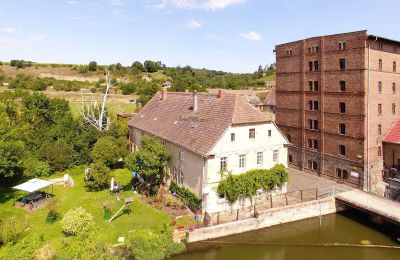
[393,103,396,114]
[378,146,382,157]
[394,61,397,72]
[379,59,383,71]
[393,83,396,94]
[378,81,382,93]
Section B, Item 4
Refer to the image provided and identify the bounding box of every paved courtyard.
[287,167,354,195]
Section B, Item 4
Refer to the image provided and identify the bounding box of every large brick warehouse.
[275,30,400,192]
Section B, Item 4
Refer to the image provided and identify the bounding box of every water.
[173,210,400,260]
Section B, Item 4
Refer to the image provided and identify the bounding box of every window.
[378,103,382,115]
[308,100,313,110]
[378,81,382,93]
[378,124,382,135]
[339,145,346,156]
[308,119,313,129]
[339,41,346,50]
[314,61,319,71]
[257,152,263,166]
[309,81,313,91]
[314,139,319,149]
[315,46,319,53]
[393,103,396,114]
[287,49,293,56]
[336,169,348,180]
[308,47,312,54]
[249,128,255,139]
[273,150,279,162]
[339,102,346,114]
[378,146,382,157]
[287,134,292,142]
[393,83,396,94]
[231,133,235,142]
[239,154,246,168]
[179,170,184,184]
[173,168,178,183]
[308,139,318,149]
[314,81,319,91]
[339,81,346,92]
[309,61,313,71]
[394,62,397,72]
[379,59,382,71]
[288,154,293,163]
[308,139,312,148]
[309,120,319,130]
[307,160,318,171]
[339,58,346,70]
[339,123,346,135]
[314,101,319,111]
[379,43,383,51]
[268,130,272,137]
[220,157,227,171]
[179,148,184,161]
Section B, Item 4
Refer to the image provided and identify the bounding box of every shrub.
[217,164,288,203]
[84,162,111,191]
[91,136,125,168]
[61,207,94,236]
[23,157,51,177]
[47,197,61,218]
[0,217,25,246]
[169,182,202,210]
[127,229,185,260]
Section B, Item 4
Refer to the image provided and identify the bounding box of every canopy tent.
[13,178,53,193]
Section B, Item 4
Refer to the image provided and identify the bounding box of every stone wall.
[186,196,344,243]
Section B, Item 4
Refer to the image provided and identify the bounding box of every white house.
[128,90,289,213]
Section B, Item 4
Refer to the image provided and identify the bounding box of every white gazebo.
[13,178,54,193]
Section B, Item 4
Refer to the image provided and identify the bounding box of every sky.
[0,0,400,73]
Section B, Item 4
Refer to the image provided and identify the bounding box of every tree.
[84,162,111,190]
[91,136,124,168]
[131,61,144,72]
[88,61,97,71]
[39,139,74,172]
[0,140,25,178]
[144,60,158,73]
[126,136,171,195]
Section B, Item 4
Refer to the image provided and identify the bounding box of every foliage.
[169,182,202,210]
[88,61,98,71]
[35,243,55,260]
[23,157,51,177]
[126,136,171,195]
[47,197,61,218]
[0,140,25,178]
[61,207,94,236]
[217,164,289,203]
[84,162,111,191]
[0,217,25,246]
[91,136,127,168]
[127,229,185,260]
[137,82,161,105]
[144,60,159,73]
[10,59,32,69]
[39,139,74,172]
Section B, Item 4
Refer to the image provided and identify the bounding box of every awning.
[13,178,53,193]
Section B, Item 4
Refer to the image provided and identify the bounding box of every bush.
[84,162,111,191]
[91,136,125,168]
[0,217,25,246]
[127,229,185,260]
[61,207,94,236]
[217,164,288,203]
[23,157,51,177]
[169,182,202,210]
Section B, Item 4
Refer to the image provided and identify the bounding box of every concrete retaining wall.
[187,196,344,243]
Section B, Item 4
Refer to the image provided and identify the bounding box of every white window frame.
[239,154,246,168]
[273,149,279,163]
[257,152,263,166]
[179,147,184,161]
[220,157,227,171]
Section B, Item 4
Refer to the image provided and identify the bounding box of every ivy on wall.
[169,182,202,210]
[217,164,288,203]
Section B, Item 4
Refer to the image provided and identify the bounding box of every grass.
[0,166,172,257]
[69,101,136,117]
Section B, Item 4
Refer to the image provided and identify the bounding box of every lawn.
[0,166,171,257]
[69,101,137,117]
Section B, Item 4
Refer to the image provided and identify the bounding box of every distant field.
[69,101,136,117]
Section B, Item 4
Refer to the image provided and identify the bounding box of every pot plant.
[46,197,60,224]
[103,202,111,220]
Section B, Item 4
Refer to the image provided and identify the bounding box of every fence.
[206,186,348,226]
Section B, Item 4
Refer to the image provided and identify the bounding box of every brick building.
[275,30,400,192]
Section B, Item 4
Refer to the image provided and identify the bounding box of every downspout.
[367,36,378,192]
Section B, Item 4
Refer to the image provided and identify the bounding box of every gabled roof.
[384,118,400,144]
[129,91,270,156]
[263,87,276,106]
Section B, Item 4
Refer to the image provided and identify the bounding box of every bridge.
[335,189,400,225]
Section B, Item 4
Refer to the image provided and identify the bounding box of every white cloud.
[0,27,20,33]
[185,19,202,28]
[240,31,262,41]
[29,34,46,43]
[151,0,246,10]
[66,0,79,4]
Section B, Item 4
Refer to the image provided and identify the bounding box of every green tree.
[88,61,97,71]
[131,61,144,73]
[144,60,158,73]
[84,162,111,190]
[39,139,74,172]
[0,140,25,178]
[91,136,125,168]
[126,136,171,195]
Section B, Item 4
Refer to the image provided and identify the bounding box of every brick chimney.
[217,89,224,98]
[192,90,198,111]
[160,89,167,101]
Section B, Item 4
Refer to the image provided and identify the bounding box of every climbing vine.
[217,164,288,203]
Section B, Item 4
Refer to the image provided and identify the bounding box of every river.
[173,210,400,260]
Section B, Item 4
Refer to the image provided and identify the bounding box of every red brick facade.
[275,30,400,191]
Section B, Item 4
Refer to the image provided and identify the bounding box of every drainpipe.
[367,36,378,192]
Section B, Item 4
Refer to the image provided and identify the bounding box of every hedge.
[169,182,202,210]
[217,164,288,203]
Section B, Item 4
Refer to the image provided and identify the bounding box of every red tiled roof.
[263,87,276,106]
[129,91,270,156]
[384,118,400,144]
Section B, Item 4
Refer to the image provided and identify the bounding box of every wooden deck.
[336,189,400,225]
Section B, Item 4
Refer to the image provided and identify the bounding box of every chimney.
[192,90,198,111]
[217,89,224,99]
[160,89,167,101]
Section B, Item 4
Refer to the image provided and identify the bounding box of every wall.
[383,142,400,169]
[186,196,343,243]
